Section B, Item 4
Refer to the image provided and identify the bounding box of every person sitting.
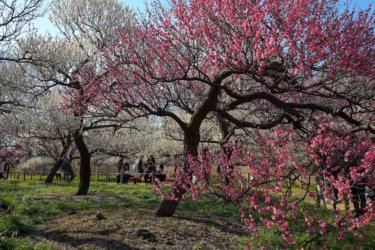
[155,164,167,182]
[144,161,156,184]
[117,162,133,184]
[126,160,143,184]
[147,155,156,168]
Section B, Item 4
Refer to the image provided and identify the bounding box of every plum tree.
[77,0,374,246]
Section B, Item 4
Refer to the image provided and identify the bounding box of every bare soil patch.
[31,208,248,250]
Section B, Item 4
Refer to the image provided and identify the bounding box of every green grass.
[0,180,166,249]
[0,179,374,250]
[0,215,32,237]
[180,198,240,219]
[0,237,58,250]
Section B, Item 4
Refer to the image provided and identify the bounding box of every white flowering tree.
[16,0,136,194]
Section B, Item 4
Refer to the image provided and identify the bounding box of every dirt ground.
[30,208,248,250]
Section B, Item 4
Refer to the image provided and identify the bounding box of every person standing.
[147,155,156,168]
[61,158,70,181]
[118,157,125,173]
[137,155,144,174]
[0,158,5,179]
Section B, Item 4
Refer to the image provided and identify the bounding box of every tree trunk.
[215,112,234,184]
[154,132,200,217]
[67,161,75,182]
[45,137,72,184]
[154,82,221,217]
[74,129,91,195]
[45,159,64,184]
[154,199,179,217]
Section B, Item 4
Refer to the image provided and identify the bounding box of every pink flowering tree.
[77,0,374,246]
[172,127,374,247]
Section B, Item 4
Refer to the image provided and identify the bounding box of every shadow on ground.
[30,208,247,250]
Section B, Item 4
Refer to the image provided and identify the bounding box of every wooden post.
[30,170,32,180]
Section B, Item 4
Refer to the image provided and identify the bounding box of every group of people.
[116,155,167,184]
[56,157,71,181]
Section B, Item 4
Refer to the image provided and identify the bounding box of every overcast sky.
[34,0,374,35]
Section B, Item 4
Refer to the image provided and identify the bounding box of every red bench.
[129,176,142,184]
[127,176,174,184]
[163,178,175,184]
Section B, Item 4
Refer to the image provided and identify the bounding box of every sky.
[34,0,163,34]
[34,0,373,35]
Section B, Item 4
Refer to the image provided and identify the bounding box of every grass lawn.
[0,179,374,249]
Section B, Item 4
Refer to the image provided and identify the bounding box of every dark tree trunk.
[154,131,200,217]
[154,199,179,217]
[67,158,75,182]
[45,159,64,184]
[45,137,72,184]
[74,129,91,195]
[154,82,221,217]
[216,112,232,173]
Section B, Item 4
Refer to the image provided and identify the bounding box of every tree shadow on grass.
[174,215,249,237]
[32,229,139,250]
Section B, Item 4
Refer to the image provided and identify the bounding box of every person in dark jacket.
[117,162,133,184]
[144,161,156,183]
[155,164,167,182]
[147,155,156,167]
[0,158,6,179]
[137,155,144,174]
[118,157,125,173]
[60,158,70,181]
